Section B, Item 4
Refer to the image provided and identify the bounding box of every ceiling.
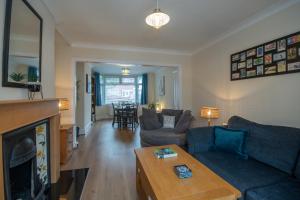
[43,0,295,54]
[91,63,174,75]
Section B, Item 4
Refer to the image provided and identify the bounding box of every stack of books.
[154,147,178,159]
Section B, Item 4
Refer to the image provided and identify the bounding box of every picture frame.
[159,76,165,96]
[231,31,300,81]
[86,74,91,94]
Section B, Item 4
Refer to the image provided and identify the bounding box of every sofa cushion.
[246,178,300,200]
[161,109,183,124]
[174,110,193,133]
[193,151,288,197]
[246,124,300,174]
[213,127,248,159]
[293,154,300,179]
[162,115,175,128]
[228,116,254,132]
[141,108,162,130]
[140,129,186,146]
[228,116,300,174]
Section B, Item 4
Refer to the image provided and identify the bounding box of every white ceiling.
[91,63,174,75]
[43,0,297,54]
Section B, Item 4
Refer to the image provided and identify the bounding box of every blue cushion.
[246,178,300,200]
[193,151,288,199]
[213,126,247,158]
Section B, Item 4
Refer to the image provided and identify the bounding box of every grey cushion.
[246,178,300,200]
[161,109,183,124]
[174,110,193,133]
[193,151,288,197]
[140,129,186,146]
[228,116,300,174]
[141,108,162,130]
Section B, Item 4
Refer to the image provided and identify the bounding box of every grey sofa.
[187,116,300,200]
[139,109,192,147]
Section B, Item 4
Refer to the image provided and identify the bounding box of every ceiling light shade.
[146,8,170,29]
[122,68,130,76]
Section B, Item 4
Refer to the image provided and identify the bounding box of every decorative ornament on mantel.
[27,82,43,100]
[145,0,170,29]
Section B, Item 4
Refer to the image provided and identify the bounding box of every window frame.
[101,75,143,105]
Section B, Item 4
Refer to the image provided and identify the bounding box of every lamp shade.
[59,98,70,111]
[200,107,220,119]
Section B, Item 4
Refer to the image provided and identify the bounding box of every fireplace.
[2,120,51,200]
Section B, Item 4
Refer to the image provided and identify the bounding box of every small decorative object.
[200,107,220,126]
[148,103,156,110]
[27,82,43,100]
[9,72,25,82]
[154,147,177,159]
[174,164,192,179]
[59,98,70,111]
[231,31,300,81]
[159,76,165,96]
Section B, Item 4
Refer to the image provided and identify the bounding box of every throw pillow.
[163,115,176,128]
[161,109,183,125]
[141,108,162,130]
[212,126,248,159]
[174,110,193,133]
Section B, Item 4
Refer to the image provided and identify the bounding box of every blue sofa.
[187,116,300,200]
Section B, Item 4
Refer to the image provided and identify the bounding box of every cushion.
[193,151,288,197]
[141,108,162,130]
[140,129,186,146]
[161,109,183,124]
[213,126,247,159]
[228,116,300,174]
[246,178,300,200]
[245,124,300,174]
[294,154,300,179]
[163,115,175,128]
[174,110,193,133]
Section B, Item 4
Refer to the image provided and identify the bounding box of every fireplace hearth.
[3,120,50,200]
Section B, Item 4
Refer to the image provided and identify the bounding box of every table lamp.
[59,98,70,111]
[200,106,220,126]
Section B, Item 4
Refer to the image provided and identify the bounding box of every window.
[101,75,143,104]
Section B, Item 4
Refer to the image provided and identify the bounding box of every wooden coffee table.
[135,144,241,200]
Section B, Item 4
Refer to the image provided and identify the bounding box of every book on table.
[154,147,178,159]
[174,164,192,179]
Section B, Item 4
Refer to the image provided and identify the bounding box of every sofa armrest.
[187,127,214,154]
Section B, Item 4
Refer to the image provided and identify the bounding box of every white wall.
[0,0,55,99]
[192,3,300,128]
[55,32,193,123]
[75,62,92,134]
[155,67,178,109]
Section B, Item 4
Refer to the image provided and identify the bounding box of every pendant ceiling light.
[145,0,170,29]
[122,68,130,76]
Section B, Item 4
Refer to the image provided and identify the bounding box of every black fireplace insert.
[2,119,51,200]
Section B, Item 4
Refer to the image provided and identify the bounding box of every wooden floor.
[61,120,141,200]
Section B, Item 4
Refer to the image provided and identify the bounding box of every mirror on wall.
[2,0,43,88]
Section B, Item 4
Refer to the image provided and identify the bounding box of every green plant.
[148,103,156,110]
[9,72,25,82]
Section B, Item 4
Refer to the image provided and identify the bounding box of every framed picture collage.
[231,31,300,81]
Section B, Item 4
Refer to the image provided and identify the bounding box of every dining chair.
[112,103,121,128]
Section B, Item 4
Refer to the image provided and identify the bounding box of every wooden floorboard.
[61,120,140,200]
